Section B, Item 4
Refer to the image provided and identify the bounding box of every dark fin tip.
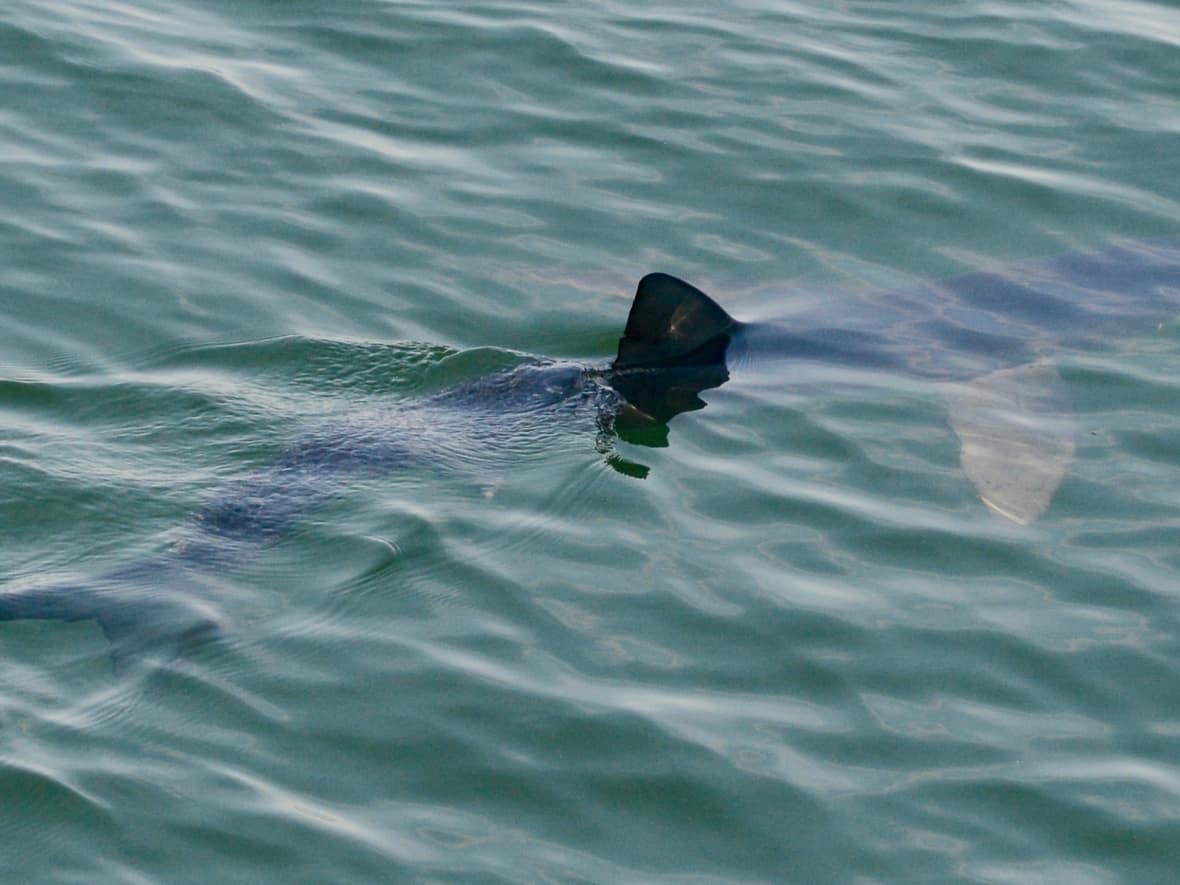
[614,273,736,369]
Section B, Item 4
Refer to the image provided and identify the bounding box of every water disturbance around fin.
[613,273,737,369]
[945,361,1076,524]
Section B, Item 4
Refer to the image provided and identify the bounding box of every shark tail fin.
[0,565,227,671]
[613,273,736,370]
[0,583,100,624]
[0,582,133,667]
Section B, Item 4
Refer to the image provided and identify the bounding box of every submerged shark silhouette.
[2,238,1179,659]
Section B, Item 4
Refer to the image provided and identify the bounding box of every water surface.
[2,1,1180,881]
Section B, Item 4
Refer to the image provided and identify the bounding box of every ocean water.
[2,1,1180,882]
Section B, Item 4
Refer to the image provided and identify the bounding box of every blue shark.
[2,237,1179,658]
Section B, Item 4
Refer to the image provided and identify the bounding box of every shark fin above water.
[614,272,737,370]
[944,361,1076,524]
[608,274,736,439]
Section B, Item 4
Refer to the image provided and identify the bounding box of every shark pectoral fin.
[945,361,1076,524]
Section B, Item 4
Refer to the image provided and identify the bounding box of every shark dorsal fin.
[614,273,736,369]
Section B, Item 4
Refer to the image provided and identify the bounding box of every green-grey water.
[3,1,1180,882]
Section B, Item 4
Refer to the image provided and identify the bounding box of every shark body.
[2,238,1179,657]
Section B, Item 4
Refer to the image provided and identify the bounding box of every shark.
[2,237,1179,659]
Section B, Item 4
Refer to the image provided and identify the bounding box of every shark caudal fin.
[608,274,737,443]
[0,561,228,671]
[613,273,737,370]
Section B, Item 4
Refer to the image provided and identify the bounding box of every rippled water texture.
[2,1,1180,881]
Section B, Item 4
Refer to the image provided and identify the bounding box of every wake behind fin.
[613,273,737,370]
